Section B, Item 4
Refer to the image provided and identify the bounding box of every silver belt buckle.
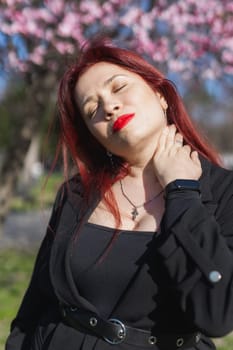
[104,318,126,344]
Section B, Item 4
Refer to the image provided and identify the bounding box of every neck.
[123,155,159,189]
[128,162,156,180]
[119,160,162,201]
[122,141,158,179]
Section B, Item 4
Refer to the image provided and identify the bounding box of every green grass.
[0,249,37,347]
[214,336,233,350]
[10,172,63,212]
[1,173,62,346]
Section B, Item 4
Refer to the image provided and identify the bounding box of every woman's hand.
[153,124,202,188]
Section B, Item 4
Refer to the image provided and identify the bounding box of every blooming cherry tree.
[0,0,233,79]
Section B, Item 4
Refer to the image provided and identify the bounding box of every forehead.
[75,62,137,102]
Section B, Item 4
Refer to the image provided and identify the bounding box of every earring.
[164,108,167,119]
[106,150,114,168]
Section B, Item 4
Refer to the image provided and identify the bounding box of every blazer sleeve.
[156,170,233,337]
[5,184,66,350]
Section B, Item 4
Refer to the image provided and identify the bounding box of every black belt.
[60,305,201,349]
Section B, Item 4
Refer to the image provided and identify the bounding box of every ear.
[156,92,168,111]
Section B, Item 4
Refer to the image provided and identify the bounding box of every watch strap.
[165,179,201,197]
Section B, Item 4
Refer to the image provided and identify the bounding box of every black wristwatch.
[165,179,201,197]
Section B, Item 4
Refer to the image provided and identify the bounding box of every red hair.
[57,39,220,226]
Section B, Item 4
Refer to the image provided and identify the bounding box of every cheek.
[142,98,166,128]
[142,96,164,118]
[131,88,160,110]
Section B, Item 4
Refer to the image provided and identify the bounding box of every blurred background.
[0,0,233,348]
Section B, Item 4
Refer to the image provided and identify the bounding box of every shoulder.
[53,173,85,212]
[47,174,85,238]
[200,156,233,202]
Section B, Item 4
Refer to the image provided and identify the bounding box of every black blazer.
[5,157,233,350]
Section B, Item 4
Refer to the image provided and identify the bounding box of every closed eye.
[113,84,127,93]
[88,108,97,119]
[86,103,98,119]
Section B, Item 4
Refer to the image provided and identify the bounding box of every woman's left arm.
[156,168,233,338]
[153,124,233,337]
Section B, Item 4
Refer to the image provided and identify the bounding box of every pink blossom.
[45,29,54,41]
[202,68,217,80]
[140,12,157,31]
[226,2,233,11]
[22,7,54,23]
[58,13,81,37]
[4,0,29,6]
[212,19,223,35]
[120,7,141,26]
[28,46,46,65]
[7,50,28,72]
[219,38,233,51]
[53,41,75,54]
[8,50,20,67]
[203,60,221,79]
[0,23,12,35]
[222,51,233,64]
[44,0,65,16]
[102,2,114,14]
[224,65,233,74]
[79,1,103,21]
[168,59,187,73]
[109,0,128,5]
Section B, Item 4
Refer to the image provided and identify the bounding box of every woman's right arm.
[5,184,66,350]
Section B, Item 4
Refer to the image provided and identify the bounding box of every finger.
[165,124,177,150]
[174,133,183,148]
[191,150,200,164]
[156,127,169,154]
[182,144,191,154]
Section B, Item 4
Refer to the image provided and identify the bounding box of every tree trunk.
[20,133,41,188]
[0,111,39,230]
[0,69,56,235]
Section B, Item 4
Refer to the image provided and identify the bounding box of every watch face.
[165,179,201,198]
[174,180,200,190]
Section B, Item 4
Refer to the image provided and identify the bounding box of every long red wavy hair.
[57,39,220,227]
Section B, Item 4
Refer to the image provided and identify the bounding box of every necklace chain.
[119,179,163,221]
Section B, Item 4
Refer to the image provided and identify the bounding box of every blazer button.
[148,336,157,345]
[196,332,201,343]
[209,270,222,283]
[176,338,184,347]
[89,317,98,327]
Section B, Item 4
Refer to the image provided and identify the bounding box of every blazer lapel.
[50,177,101,311]
[199,156,218,215]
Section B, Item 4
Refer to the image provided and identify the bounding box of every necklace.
[119,179,163,221]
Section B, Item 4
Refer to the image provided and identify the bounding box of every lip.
[112,113,135,132]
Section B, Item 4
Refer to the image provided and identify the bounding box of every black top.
[71,224,156,322]
[5,157,233,350]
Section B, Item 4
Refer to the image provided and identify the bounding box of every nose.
[103,100,121,120]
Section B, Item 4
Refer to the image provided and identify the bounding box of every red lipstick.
[112,113,135,132]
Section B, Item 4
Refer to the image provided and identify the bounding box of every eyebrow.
[81,74,128,108]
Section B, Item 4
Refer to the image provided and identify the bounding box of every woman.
[6,40,233,350]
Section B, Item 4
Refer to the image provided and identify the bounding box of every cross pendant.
[131,207,139,221]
